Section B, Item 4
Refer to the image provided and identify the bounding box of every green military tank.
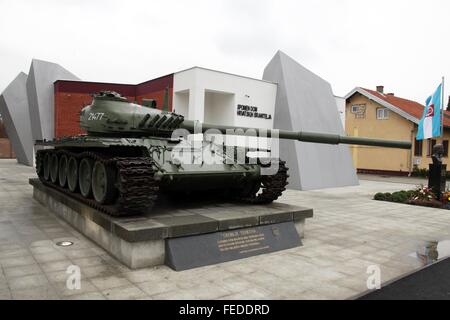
[35,91,411,216]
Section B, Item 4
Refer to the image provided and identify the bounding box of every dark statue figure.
[432,144,444,165]
[429,144,447,199]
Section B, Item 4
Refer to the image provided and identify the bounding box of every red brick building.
[0,119,14,158]
[54,74,174,137]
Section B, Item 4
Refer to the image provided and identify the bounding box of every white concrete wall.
[173,90,189,118]
[173,67,277,130]
[204,90,235,126]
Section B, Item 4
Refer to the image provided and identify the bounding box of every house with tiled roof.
[345,86,450,175]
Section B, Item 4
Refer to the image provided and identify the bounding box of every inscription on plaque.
[165,222,302,271]
[218,228,268,254]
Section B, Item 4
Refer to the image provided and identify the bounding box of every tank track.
[238,159,289,204]
[36,149,159,217]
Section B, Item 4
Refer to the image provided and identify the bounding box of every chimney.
[376,85,384,94]
[387,93,395,96]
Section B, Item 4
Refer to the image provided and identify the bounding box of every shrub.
[374,193,386,201]
[374,186,443,208]
[374,190,416,203]
[391,191,410,203]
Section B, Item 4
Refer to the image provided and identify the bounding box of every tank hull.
[37,136,261,191]
[35,135,287,216]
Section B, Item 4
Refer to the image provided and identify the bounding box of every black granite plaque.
[165,222,302,271]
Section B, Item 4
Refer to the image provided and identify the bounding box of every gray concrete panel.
[26,59,79,142]
[263,51,358,190]
[0,73,33,166]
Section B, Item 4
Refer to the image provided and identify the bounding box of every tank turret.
[36,91,412,217]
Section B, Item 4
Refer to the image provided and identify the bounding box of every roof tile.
[361,88,450,128]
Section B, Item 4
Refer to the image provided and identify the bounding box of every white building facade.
[173,67,277,130]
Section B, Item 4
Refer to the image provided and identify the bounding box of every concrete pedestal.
[30,179,313,269]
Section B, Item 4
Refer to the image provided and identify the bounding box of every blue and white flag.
[417,84,443,140]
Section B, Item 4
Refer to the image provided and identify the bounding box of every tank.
[35,91,412,216]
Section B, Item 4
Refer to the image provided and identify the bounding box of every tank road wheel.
[79,158,94,198]
[50,153,59,184]
[43,153,51,181]
[92,161,117,204]
[58,155,68,187]
[67,156,79,193]
[36,151,45,178]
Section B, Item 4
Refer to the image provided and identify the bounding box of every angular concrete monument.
[0,73,34,166]
[263,51,358,190]
[27,59,79,142]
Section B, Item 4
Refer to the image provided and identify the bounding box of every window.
[351,104,366,119]
[427,139,437,157]
[414,139,423,157]
[444,140,449,157]
[376,108,389,120]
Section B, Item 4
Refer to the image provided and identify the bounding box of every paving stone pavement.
[1,159,449,300]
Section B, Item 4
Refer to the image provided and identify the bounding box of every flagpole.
[441,76,445,137]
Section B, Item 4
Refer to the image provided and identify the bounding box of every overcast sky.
[1,0,449,105]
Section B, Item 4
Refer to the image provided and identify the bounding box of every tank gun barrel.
[78,91,411,150]
[180,120,412,149]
